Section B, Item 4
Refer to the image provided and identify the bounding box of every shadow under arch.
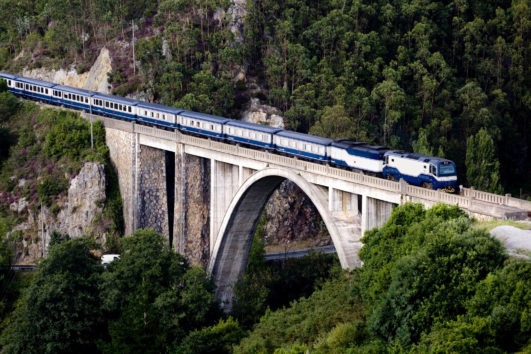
[207,167,350,312]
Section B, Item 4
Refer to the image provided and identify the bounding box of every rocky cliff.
[10,162,110,264]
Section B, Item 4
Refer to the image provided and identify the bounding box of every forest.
[0,0,530,352]
[0,201,529,353]
[0,0,529,195]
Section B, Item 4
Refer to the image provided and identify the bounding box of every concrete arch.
[207,167,354,311]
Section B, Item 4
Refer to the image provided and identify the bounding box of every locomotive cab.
[383,151,458,191]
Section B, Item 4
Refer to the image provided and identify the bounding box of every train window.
[129,107,132,113]
[429,165,436,175]
[162,114,165,120]
[105,102,109,108]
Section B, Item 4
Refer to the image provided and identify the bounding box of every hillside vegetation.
[0,81,122,259]
[0,1,530,352]
[1,204,528,353]
[235,204,530,353]
[0,0,529,195]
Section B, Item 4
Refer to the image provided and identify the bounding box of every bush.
[37,176,68,206]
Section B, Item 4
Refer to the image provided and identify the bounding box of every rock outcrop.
[242,98,285,128]
[11,162,109,264]
[57,162,106,238]
[22,47,112,93]
[263,180,331,252]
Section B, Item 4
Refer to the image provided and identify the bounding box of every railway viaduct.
[85,113,531,311]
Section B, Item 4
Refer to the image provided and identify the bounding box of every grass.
[473,219,531,232]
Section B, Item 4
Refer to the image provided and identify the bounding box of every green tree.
[1,238,105,354]
[369,218,506,346]
[99,229,220,353]
[359,203,506,348]
[309,104,356,139]
[175,317,246,354]
[411,128,434,156]
[465,128,503,193]
[371,77,406,146]
[416,259,531,353]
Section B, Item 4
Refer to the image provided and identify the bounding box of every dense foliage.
[0,229,225,353]
[0,1,529,352]
[99,229,222,354]
[235,203,530,353]
[0,0,529,194]
[1,238,105,353]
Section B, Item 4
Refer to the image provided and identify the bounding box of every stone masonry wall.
[138,145,169,238]
[105,127,135,236]
[174,150,210,267]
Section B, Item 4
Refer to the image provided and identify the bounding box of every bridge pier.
[210,159,251,249]
[361,195,394,235]
[173,144,211,266]
[136,145,170,237]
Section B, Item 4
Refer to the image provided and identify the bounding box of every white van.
[101,254,120,268]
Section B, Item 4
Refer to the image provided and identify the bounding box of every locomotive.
[0,72,458,192]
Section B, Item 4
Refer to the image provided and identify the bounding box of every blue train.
[0,72,458,192]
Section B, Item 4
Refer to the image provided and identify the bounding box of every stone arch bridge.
[88,114,531,311]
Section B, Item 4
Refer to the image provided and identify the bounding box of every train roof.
[332,139,389,152]
[53,84,95,96]
[0,72,17,80]
[13,75,57,88]
[92,92,139,105]
[136,101,185,115]
[332,140,390,158]
[179,110,231,124]
[275,130,334,145]
[225,120,283,133]
[385,150,455,164]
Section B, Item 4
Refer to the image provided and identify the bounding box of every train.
[0,72,458,192]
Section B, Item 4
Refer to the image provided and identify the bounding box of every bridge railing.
[463,188,531,210]
[406,184,470,208]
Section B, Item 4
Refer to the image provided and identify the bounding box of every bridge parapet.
[463,188,531,211]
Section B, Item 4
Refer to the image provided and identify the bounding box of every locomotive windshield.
[438,162,456,176]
